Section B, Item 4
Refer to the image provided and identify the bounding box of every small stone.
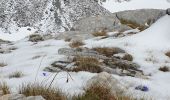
[26,96,45,100]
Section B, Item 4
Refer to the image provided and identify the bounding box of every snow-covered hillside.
[0,14,170,100]
[101,0,170,12]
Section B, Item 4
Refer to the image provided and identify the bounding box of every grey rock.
[56,31,94,41]
[114,9,166,30]
[72,15,120,34]
[166,8,170,15]
[0,94,26,100]
[26,96,45,100]
[58,48,108,60]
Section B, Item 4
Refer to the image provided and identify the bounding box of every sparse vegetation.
[92,30,107,37]
[0,62,7,67]
[119,18,147,31]
[122,53,133,61]
[93,47,125,57]
[73,84,133,100]
[0,82,10,95]
[19,83,66,100]
[69,40,85,48]
[159,66,169,72]
[29,34,44,42]
[165,51,170,58]
[72,57,102,73]
[9,71,24,79]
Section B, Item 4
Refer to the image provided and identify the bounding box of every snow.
[0,27,36,41]
[84,15,170,100]
[0,1,170,100]
[101,0,170,13]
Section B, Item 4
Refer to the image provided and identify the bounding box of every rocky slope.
[0,0,110,34]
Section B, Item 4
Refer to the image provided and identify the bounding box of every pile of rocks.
[44,47,144,78]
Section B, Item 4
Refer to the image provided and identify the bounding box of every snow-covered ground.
[101,0,170,13]
[0,15,170,100]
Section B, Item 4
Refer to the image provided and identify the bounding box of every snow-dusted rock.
[26,96,45,100]
[73,15,119,34]
[86,72,126,94]
[115,9,166,28]
[0,94,25,100]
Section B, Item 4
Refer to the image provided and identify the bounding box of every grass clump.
[122,53,133,61]
[9,71,24,79]
[29,34,44,42]
[69,40,85,48]
[119,18,146,31]
[93,47,125,57]
[0,82,10,95]
[92,30,107,37]
[72,57,102,73]
[159,66,169,72]
[165,51,170,58]
[19,83,66,100]
[73,84,132,100]
[0,62,7,67]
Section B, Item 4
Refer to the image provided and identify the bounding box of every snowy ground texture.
[0,15,170,100]
[1,0,170,100]
[101,0,170,13]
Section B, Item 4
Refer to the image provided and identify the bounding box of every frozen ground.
[0,15,170,100]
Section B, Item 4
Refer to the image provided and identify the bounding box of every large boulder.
[114,9,166,31]
[72,15,120,34]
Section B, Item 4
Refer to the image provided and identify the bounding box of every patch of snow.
[0,27,36,41]
[101,0,170,13]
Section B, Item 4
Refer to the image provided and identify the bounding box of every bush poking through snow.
[28,34,44,42]
[165,51,170,58]
[93,47,125,57]
[159,66,169,72]
[9,71,24,79]
[0,82,10,95]
[19,83,66,100]
[72,84,132,100]
[72,57,102,73]
[69,40,85,48]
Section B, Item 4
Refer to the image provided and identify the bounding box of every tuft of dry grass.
[122,54,133,61]
[29,34,44,42]
[69,40,85,48]
[119,18,146,31]
[72,84,133,100]
[159,66,169,72]
[0,62,7,67]
[92,30,107,37]
[0,82,10,95]
[72,57,102,73]
[19,83,66,100]
[165,51,170,58]
[9,71,24,79]
[93,47,125,57]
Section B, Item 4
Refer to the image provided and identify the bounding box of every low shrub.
[19,83,66,100]
[0,82,10,95]
[72,57,102,73]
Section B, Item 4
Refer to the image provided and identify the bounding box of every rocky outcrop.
[0,0,110,34]
[114,9,166,30]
